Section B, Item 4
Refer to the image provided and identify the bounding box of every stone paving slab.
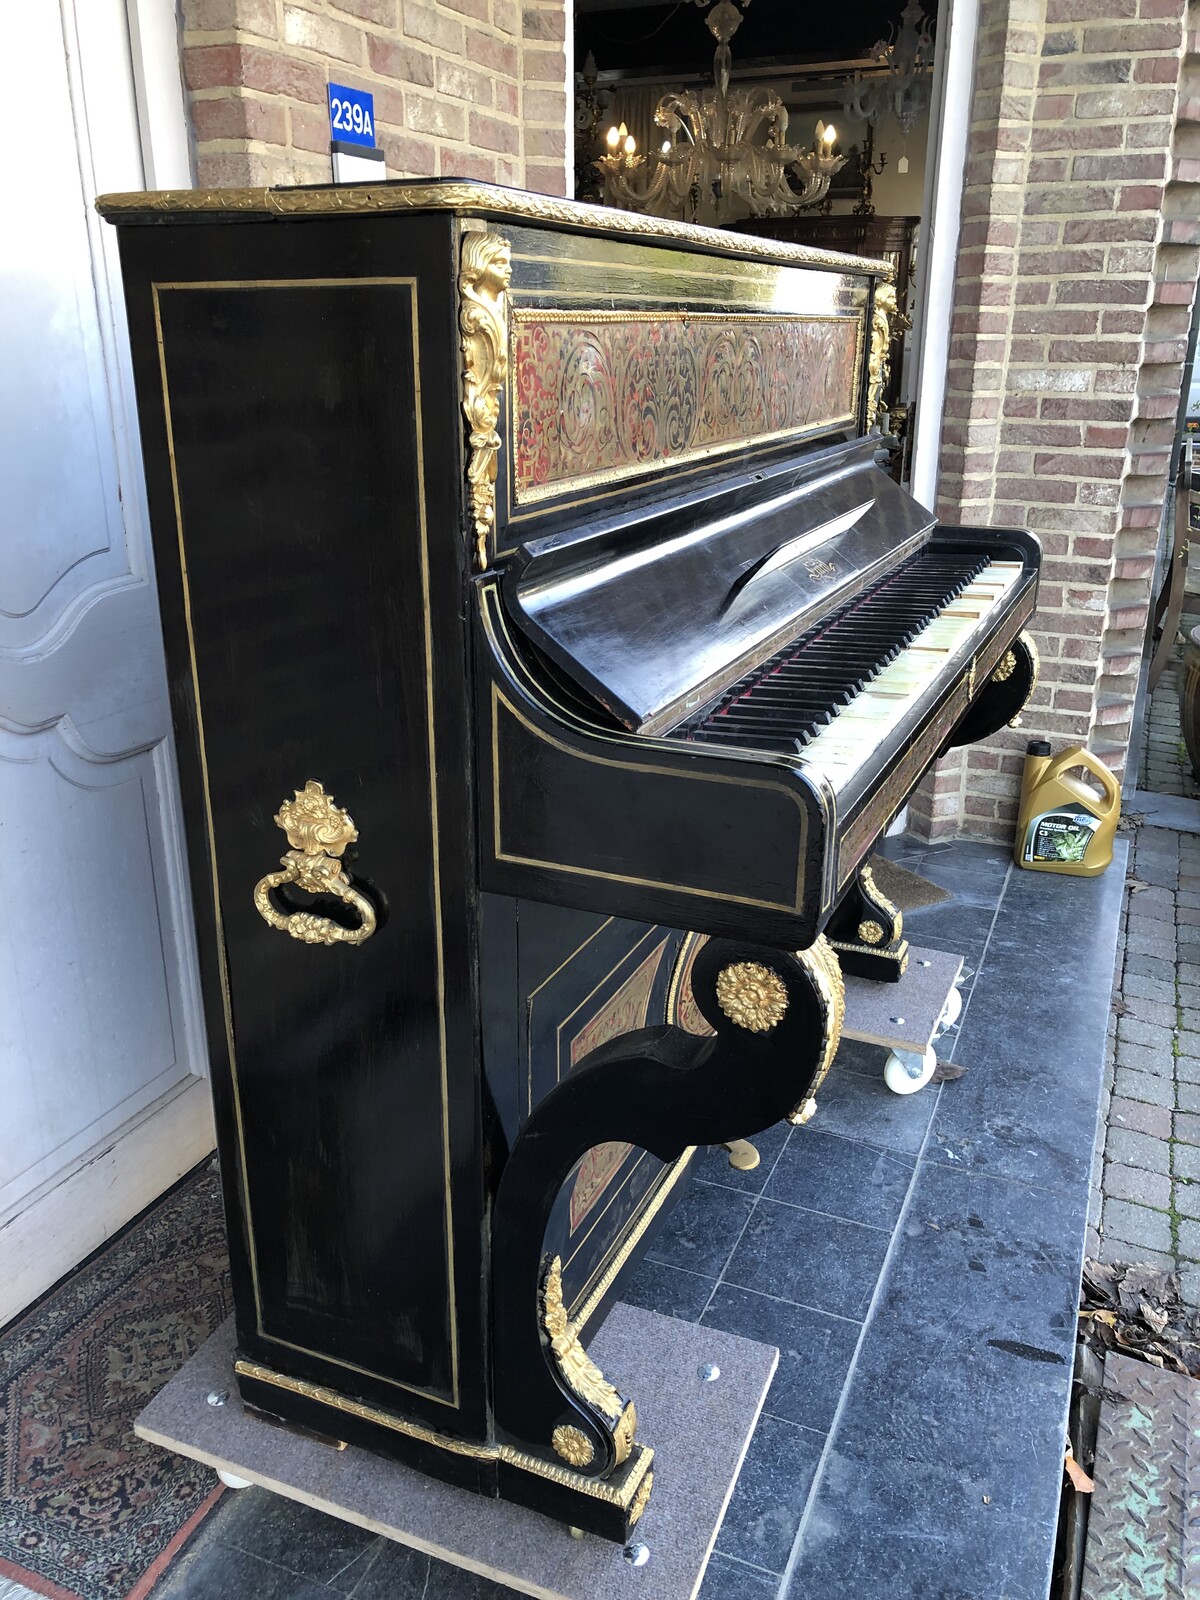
[1132,792,1200,833]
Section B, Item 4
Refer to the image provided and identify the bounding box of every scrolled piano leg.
[489,934,843,1540]
[823,862,909,982]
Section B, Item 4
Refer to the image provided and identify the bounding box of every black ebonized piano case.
[101,181,1039,1540]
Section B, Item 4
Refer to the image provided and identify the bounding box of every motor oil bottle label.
[1021,808,1101,866]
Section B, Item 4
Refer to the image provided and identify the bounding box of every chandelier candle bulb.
[599,0,846,224]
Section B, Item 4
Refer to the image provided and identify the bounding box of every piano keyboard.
[677,548,1025,791]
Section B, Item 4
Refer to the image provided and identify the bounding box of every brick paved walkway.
[1092,620,1200,1306]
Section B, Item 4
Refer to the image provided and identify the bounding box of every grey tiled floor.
[1092,614,1200,1305]
[147,834,1121,1600]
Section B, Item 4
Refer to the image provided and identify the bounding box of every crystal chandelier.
[843,2,935,137]
[597,0,845,227]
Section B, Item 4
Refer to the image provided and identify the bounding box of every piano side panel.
[117,216,491,1436]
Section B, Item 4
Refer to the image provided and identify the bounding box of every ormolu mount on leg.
[824,862,909,981]
[489,935,844,1540]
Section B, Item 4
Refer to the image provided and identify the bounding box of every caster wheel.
[936,984,963,1035]
[217,1470,254,1490]
[884,1045,937,1095]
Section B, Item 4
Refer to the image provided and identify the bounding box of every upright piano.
[99,180,1039,1542]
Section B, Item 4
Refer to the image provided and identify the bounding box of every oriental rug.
[0,1166,231,1600]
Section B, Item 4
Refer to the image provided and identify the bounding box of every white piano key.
[797,558,1022,789]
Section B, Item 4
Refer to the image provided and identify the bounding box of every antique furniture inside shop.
[575,0,934,456]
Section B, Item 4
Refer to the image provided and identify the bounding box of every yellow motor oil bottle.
[1014,740,1120,875]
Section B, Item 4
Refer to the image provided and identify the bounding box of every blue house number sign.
[328,83,375,148]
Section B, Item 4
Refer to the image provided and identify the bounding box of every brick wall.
[911,0,1200,842]
[180,0,570,194]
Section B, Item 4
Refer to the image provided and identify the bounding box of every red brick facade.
[911,0,1200,840]
[180,0,570,194]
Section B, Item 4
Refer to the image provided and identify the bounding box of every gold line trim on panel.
[490,682,809,914]
[527,922,656,1115]
[509,308,860,326]
[563,1150,651,1281]
[154,275,460,1409]
[233,1358,655,1507]
[553,930,668,1089]
[409,283,463,1408]
[152,286,260,1325]
[528,919,617,1005]
[521,922,689,1321]
[98,181,895,278]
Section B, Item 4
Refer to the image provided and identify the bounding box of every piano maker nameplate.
[511,310,863,502]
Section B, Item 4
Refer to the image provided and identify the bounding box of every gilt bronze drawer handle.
[252,780,376,947]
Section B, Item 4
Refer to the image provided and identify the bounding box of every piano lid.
[505,439,936,737]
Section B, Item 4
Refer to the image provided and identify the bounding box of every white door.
[0,0,213,1323]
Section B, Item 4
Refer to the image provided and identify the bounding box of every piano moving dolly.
[137,1312,778,1600]
[838,945,965,1097]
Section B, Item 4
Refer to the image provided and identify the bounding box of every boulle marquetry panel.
[511,310,862,500]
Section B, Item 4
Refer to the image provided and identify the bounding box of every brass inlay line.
[523,921,682,1310]
[525,916,617,1117]
[554,935,669,1280]
[154,276,460,1408]
[98,180,895,278]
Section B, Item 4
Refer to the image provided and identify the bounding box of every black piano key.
[676,545,997,744]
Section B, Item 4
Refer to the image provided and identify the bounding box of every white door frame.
[908,0,982,511]
[125,0,194,190]
[0,0,206,1326]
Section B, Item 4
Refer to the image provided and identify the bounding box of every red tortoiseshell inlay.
[511,311,862,500]
[565,940,666,1233]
